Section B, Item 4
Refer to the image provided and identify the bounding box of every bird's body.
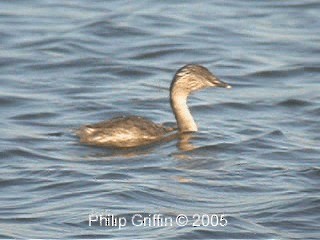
[76,64,231,148]
[77,116,175,147]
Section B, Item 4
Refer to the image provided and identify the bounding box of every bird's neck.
[170,92,198,132]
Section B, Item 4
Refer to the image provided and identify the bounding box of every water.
[1,0,319,239]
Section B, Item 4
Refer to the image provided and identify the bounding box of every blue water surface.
[0,0,319,239]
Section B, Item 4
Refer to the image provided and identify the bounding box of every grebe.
[76,64,231,147]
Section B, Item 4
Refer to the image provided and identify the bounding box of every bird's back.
[76,116,175,147]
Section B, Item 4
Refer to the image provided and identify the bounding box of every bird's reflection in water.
[177,133,197,152]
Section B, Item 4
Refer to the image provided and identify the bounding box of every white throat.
[171,93,198,132]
